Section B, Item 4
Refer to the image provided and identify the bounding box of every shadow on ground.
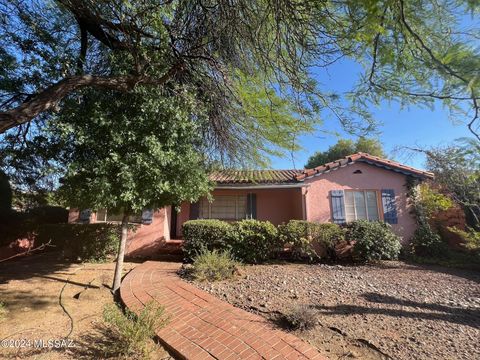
[0,252,75,285]
[315,292,480,329]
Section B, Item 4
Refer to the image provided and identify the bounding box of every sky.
[269,58,472,171]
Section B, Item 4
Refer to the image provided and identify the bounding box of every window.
[345,190,380,222]
[95,209,142,223]
[199,195,247,220]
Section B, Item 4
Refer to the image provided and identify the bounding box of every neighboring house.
[68,153,433,258]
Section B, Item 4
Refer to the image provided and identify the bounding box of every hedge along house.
[68,153,433,258]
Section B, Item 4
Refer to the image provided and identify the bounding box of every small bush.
[37,223,120,262]
[283,304,317,330]
[230,219,281,263]
[346,220,401,262]
[314,223,346,251]
[279,221,344,262]
[279,221,318,262]
[191,249,239,282]
[417,183,453,217]
[182,219,233,260]
[102,301,168,359]
[410,223,447,258]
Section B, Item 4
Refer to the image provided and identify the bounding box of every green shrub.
[102,301,168,358]
[417,183,453,217]
[314,223,345,250]
[230,219,280,263]
[278,220,317,261]
[182,219,233,260]
[37,223,120,262]
[279,220,344,262]
[191,249,239,282]
[182,219,281,263]
[410,223,447,258]
[346,220,401,262]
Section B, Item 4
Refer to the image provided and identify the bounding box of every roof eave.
[214,182,306,189]
[295,157,434,181]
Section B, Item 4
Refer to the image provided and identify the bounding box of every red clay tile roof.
[210,169,302,184]
[294,152,434,181]
[210,153,433,185]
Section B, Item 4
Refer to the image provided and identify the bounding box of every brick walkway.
[120,261,326,360]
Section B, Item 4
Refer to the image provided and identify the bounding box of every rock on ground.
[193,261,480,360]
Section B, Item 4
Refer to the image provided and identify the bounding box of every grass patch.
[191,249,239,282]
[102,301,168,359]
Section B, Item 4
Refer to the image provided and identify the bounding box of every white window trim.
[200,195,247,220]
[345,190,381,222]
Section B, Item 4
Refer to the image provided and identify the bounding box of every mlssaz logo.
[34,339,75,349]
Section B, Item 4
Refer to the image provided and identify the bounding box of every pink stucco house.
[68,153,433,258]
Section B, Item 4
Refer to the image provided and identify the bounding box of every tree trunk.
[112,213,129,295]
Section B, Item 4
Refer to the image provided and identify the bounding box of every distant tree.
[0,131,64,209]
[355,138,385,158]
[305,138,385,168]
[424,142,480,230]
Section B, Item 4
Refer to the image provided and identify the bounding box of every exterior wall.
[174,188,304,237]
[303,162,417,243]
[68,208,96,223]
[176,202,191,238]
[67,207,171,258]
[252,188,303,224]
[66,162,418,254]
[125,207,171,258]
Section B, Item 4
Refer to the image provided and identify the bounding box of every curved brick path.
[121,261,326,360]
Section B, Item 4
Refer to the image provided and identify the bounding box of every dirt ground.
[194,261,480,360]
[0,252,172,360]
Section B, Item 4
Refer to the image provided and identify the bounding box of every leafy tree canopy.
[46,85,215,292]
[1,0,480,145]
[305,137,385,168]
[48,86,212,213]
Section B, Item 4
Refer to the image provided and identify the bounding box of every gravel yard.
[194,261,480,360]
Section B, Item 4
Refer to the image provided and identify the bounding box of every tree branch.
[76,21,88,74]
[0,65,182,134]
[56,0,129,50]
[398,0,480,141]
